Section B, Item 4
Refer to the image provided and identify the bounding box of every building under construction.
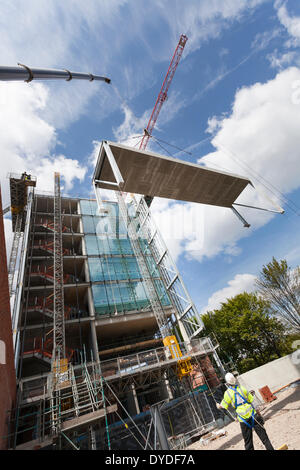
[0,139,256,450]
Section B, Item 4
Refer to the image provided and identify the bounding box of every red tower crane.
[139,34,188,151]
[139,34,188,206]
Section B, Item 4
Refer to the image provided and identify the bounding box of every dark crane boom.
[0,63,110,83]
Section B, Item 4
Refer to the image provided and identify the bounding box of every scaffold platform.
[8,172,36,231]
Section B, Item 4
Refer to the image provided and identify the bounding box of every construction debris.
[199,429,228,447]
[259,385,277,403]
[277,444,288,450]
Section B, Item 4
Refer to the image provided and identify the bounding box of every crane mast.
[139,34,187,208]
[53,172,65,360]
[139,34,188,151]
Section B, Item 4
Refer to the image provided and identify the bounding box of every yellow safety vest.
[221,385,255,422]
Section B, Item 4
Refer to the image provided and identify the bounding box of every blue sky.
[1,0,300,315]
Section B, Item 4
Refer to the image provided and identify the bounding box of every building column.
[150,404,170,450]
[131,382,140,415]
[126,382,140,416]
[213,350,226,377]
[177,319,190,345]
[78,201,99,363]
[160,372,173,400]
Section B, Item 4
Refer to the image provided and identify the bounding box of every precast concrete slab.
[93,141,251,207]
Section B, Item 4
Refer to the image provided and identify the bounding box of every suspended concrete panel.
[93,141,251,208]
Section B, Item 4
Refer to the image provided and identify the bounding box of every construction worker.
[216,373,274,450]
[21,172,31,181]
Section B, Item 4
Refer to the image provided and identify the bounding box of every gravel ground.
[187,384,300,451]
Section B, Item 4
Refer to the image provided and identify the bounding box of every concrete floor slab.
[93,141,251,208]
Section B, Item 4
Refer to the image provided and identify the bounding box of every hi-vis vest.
[221,385,255,423]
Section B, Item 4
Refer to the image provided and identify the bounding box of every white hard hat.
[225,372,236,385]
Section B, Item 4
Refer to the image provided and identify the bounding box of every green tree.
[201,292,291,373]
[256,257,300,332]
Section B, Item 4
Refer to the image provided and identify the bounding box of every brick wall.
[0,187,16,449]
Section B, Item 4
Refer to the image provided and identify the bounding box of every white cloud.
[0,83,86,193]
[204,67,300,194]
[191,67,300,260]
[0,82,54,196]
[206,115,224,134]
[112,104,150,147]
[251,28,282,52]
[0,0,269,132]
[112,90,187,152]
[0,0,270,202]
[88,140,102,168]
[268,50,300,69]
[35,155,86,194]
[0,83,55,158]
[275,0,300,45]
[0,0,120,129]
[150,199,204,261]
[153,0,267,58]
[0,0,276,265]
[201,273,257,314]
[149,67,300,263]
[0,82,87,259]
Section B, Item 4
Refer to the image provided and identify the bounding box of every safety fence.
[101,336,217,379]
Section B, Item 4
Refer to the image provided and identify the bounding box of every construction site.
[1,32,300,453]
[1,154,231,450]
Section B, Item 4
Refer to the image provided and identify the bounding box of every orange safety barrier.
[28,297,73,319]
[33,241,70,256]
[30,268,74,284]
[35,218,71,233]
[23,336,74,362]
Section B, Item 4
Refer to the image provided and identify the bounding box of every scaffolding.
[6,182,227,450]
[6,336,222,450]
[7,173,36,296]
[8,360,117,450]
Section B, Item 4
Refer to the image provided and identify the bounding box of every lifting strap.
[228,386,255,429]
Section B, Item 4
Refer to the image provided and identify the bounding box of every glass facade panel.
[85,235,135,257]
[106,238,122,255]
[146,256,159,277]
[88,258,104,282]
[85,235,100,255]
[133,281,150,309]
[155,279,171,306]
[92,281,149,315]
[88,258,142,282]
[80,200,94,216]
[119,238,134,255]
[82,216,96,234]
[92,284,110,314]
[81,199,170,317]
